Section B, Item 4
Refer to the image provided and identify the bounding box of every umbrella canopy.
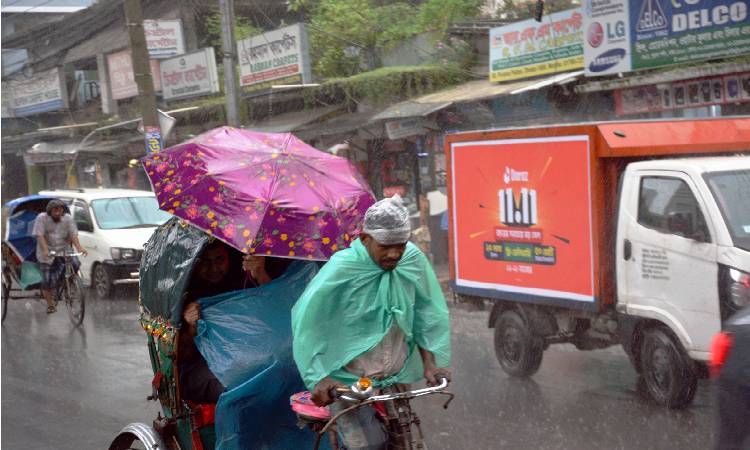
[142,127,376,260]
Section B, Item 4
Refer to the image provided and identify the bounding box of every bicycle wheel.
[65,276,85,326]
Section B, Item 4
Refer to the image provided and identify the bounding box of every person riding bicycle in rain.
[32,199,87,314]
[292,194,451,450]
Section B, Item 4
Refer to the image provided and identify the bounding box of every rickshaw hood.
[139,217,209,324]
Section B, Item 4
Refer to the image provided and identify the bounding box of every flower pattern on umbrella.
[143,127,375,260]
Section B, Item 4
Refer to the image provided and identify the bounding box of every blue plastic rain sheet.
[194,260,323,450]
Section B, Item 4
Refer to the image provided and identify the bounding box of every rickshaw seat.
[290,391,331,421]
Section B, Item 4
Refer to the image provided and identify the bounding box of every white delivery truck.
[446,117,750,408]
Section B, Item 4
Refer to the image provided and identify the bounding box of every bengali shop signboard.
[237,23,312,93]
[615,72,750,115]
[584,0,750,76]
[2,67,67,117]
[489,8,584,83]
[107,49,162,100]
[160,47,220,101]
[451,136,594,302]
[144,19,185,58]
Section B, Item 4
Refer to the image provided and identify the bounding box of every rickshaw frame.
[1,195,85,326]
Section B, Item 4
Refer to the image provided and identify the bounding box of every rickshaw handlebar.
[335,377,450,403]
[319,377,453,436]
[48,251,84,258]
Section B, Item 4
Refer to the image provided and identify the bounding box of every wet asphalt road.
[2,291,715,450]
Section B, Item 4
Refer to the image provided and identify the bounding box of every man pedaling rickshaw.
[292,195,452,450]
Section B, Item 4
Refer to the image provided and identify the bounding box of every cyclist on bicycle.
[292,195,451,450]
[32,199,87,313]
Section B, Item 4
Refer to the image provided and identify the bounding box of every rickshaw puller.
[292,195,452,450]
[32,199,87,313]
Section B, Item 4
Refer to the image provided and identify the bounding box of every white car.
[38,188,172,299]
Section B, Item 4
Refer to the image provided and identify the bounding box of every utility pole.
[219,0,241,126]
[124,0,161,154]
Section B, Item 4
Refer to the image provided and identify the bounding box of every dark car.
[711,304,750,450]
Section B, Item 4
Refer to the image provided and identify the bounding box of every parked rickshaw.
[1,195,85,326]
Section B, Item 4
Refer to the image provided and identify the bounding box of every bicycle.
[48,250,86,326]
[291,377,454,450]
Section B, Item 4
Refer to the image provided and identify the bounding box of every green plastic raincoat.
[291,239,450,390]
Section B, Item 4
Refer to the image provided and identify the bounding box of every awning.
[24,141,79,165]
[371,101,452,122]
[576,60,750,93]
[244,106,341,133]
[370,71,584,121]
[23,139,134,165]
[296,109,386,141]
[510,70,583,95]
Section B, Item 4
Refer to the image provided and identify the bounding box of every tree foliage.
[290,0,483,78]
[417,0,484,32]
[198,10,262,59]
[495,0,580,20]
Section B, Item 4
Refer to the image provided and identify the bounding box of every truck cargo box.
[446,117,750,312]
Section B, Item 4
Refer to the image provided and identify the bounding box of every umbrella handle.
[243,272,259,290]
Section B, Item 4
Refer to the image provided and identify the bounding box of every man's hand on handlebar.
[424,365,452,387]
[311,376,345,407]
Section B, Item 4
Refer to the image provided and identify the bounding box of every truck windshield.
[91,197,172,230]
[705,170,750,252]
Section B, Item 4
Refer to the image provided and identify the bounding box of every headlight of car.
[111,247,137,260]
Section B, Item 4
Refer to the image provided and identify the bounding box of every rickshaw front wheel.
[109,423,167,450]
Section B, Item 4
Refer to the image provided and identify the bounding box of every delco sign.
[583,0,750,76]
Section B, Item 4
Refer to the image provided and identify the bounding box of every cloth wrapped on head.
[362,194,411,245]
[45,199,66,214]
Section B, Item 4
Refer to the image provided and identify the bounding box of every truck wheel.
[639,327,697,408]
[93,264,114,299]
[494,309,544,377]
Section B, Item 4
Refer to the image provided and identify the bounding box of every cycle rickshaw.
[109,217,452,450]
[1,195,85,326]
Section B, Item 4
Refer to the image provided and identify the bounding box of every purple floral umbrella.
[142,127,376,260]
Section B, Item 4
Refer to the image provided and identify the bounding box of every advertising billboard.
[614,72,750,115]
[238,23,312,93]
[107,49,162,100]
[2,67,67,117]
[489,8,584,83]
[160,47,220,101]
[143,19,186,58]
[451,136,594,302]
[584,0,750,76]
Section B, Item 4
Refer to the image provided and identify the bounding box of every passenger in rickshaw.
[32,199,87,313]
[178,240,292,404]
